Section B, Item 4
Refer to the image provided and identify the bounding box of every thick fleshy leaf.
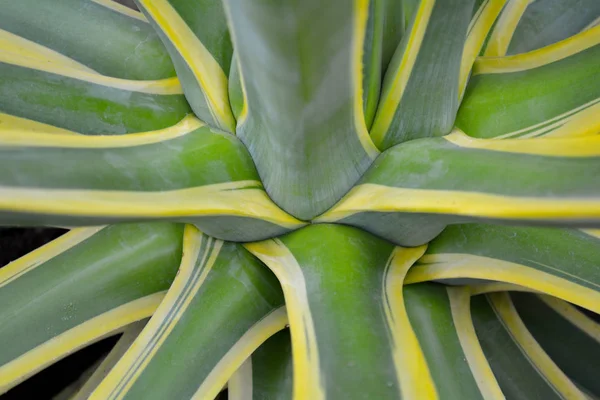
[228,329,293,400]
[71,320,148,400]
[406,224,600,314]
[369,0,474,149]
[402,283,502,399]
[223,0,380,220]
[0,223,183,394]
[0,117,304,241]
[0,55,190,134]
[470,293,586,399]
[316,134,600,246]
[246,225,470,399]
[494,0,600,56]
[512,292,600,396]
[0,0,175,79]
[135,0,235,132]
[91,225,285,400]
[457,27,600,138]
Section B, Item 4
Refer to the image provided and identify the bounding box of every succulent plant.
[1,0,599,398]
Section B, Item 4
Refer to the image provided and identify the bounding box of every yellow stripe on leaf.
[244,239,325,400]
[191,307,287,400]
[459,0,507,99]
[489,292,586,399]
[352,0,381,159]
[0,51,183,95]
[0,29,96,73]
[0,115,202,148]
[447,287,504,400]
[370,0,435,147]
[316,184,600,223]
[0,226,104,289]
[0,113,79,135]
[484,0,531,57]
[0,292,164,395]
[138,0,235,132]
[476,24,600,74]
[407,254,600,314]
[0,181,303,229]
[445,129,600,156]
[470,282,538,295]
[538,295,600,343]
[382,245,438,399]
[91,226,219,400]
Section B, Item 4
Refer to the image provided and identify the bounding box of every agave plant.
[1,0,599,398]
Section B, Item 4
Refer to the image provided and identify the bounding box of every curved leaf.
[407,224,600,313]
[0,57,190,134]
[228,329,293,400]
[370,0,474,149]
[512,292,600,396]
[0,223,183,394]
[91,225,285,400]
[507,0,600,55]
[135,0,235,132]
[470,293,585,399]
[457,27,600,138]
[0,0,175,79]
[316,134,600,246]
[0,117,304,241]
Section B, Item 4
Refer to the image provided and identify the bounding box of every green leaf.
[512,292,600,397]
[316,135,600,246]
[135,0,235,132]
[228,329,293,400]
[370,0,474,149]
[91,226,285,400]
[0,223,183,394]
[407,224,600,313]
[245,224,434,399]
[223,0,380,220]
[0,60,190,134]
[72,320,148,400]
[507,0,600,55]
[456,28,600,138]
[470,293,586,399]
[403,283,500,399]
[0,118,304,241]
[0,0,175,80]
